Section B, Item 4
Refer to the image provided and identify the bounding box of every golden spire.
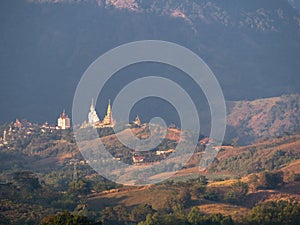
[134,115,141,126]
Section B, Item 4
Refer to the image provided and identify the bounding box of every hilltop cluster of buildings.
[82,99,115,128]
[0,119,35,147]
[80,99,142,129]
[0,99,143,147]
[56,99,117,130]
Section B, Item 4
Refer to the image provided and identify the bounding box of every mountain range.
[0,0,300,140]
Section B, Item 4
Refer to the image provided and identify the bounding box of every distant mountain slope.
[209,133,300,176]
[226,94,300,144]
[0,0,300,124]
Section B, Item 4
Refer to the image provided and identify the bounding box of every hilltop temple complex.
[87,99,115,128]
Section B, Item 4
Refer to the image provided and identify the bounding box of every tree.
[39,211,100,225]
[130,204,155,222]
[161,214,189,225]
[191,184,206,199]
[207,214,235,225]
[138,213,160,225]
[0,214,10,225]
[248,174,259,191]
[220,216,235,225]
[68,179,91,194]
[224,181,248,204]
[13,171,41,190]
[187,207,204,225]
[178,187,192,207]
[258,171,284,189]
[204,189,220,201]
[247,201,300,225]
[163,196,178,213]
[100,207,116,222]
[113,205,128,221]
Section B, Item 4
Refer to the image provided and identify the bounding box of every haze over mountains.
[1,0,300,140]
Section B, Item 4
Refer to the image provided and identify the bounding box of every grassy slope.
[1,126,300,222]
[208,134,300,176]
[85,133,300,219]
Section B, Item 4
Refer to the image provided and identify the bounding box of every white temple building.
[57,110,71,130]
[88,99,101,126]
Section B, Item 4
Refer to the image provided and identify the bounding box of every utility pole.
[73,161,78,183]
[70,159,78,191]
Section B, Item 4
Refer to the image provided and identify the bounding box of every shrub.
[204,189,220,201]
[257,171,284,189]
[224,181,248,204]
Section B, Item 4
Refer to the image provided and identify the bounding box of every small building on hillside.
[156,149,176,156]
[57,111,71,130]
[14,119,22,128]
[133,155,145,164]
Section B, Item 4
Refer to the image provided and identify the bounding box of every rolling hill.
[226,94,300,144]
